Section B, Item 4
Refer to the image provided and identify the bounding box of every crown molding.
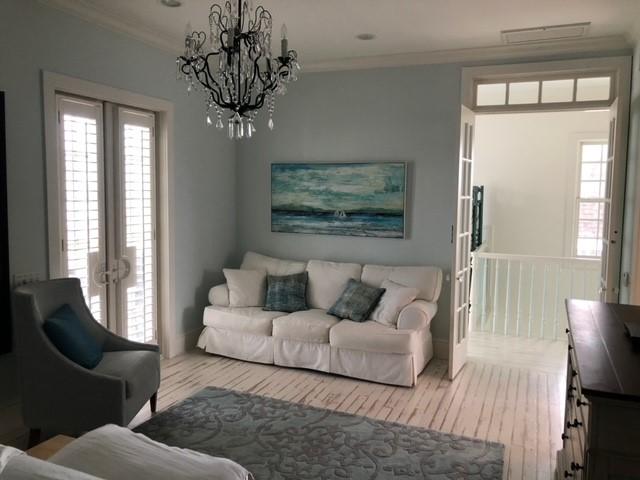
[303,35,632,73]
[41,0,183,54]
[40,0,633,72]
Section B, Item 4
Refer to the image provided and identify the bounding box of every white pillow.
[223,269,266,307]
[370,279,419,327]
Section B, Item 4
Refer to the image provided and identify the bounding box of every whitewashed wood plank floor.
[2,332,567,479]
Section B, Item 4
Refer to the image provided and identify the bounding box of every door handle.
[116,257,132,282]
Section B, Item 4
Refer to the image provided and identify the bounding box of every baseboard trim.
[433,338,449,360]
[167,328,202,358]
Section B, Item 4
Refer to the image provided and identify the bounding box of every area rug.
[135,387,504,479]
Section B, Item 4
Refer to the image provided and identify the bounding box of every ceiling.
[45,0,640,69]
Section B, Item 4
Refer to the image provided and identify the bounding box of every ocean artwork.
[271,163,406,238]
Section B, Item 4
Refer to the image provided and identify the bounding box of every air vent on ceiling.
[501,22,591,45]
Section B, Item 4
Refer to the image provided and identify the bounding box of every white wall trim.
[305,36,631,73]
[41,0,182,54]
[37,0,633,73]
[42,71,177,358]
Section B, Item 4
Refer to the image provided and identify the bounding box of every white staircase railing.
[471,251,600,340]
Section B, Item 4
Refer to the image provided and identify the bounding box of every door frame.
[42,72,176,357]
[452,56,631,377]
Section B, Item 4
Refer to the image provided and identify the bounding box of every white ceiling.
[45,0,640,68]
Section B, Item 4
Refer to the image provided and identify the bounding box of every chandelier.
[177,0,300,139]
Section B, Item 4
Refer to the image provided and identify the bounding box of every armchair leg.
[28,428,41,448]
[150,392,157,414]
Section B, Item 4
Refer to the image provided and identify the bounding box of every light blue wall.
[0,0,236,337]
[236,65,461,341]
[621,38,640,303]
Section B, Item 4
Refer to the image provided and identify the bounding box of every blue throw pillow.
[328,279,386,322]
[263,272,309,313]
[43,304,103,369]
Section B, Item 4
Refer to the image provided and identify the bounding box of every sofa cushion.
[264,272,309,313]
[93,350,159,399]
[272,309,339,343]
[203,305,284,336]
[370,279,420,327]
[241,251,307,276]
[43,304,103,369]
[329,320,417,355]
[223,269,266,307]
[327,279,385,322]
[306,260,362,310]
[361,265,443,303]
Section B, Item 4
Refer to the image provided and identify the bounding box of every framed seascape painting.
[271,162,406,238]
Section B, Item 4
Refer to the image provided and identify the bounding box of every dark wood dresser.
[557,300,640,479]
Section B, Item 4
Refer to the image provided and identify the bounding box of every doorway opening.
[469,109,609,370]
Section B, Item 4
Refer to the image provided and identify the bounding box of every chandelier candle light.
[177,0,300,140]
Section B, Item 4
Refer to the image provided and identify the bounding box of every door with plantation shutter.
[57,96,108,324]
[55,96,157,343]
[116,108,157,343]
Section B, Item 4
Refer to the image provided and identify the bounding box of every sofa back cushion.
[306,260,362,310]
[361,264,443,303]
[241,251,307,276]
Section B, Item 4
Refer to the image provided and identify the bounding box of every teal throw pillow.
[43,304,103,369]
[263,272,309,313]
[328,279,385,322]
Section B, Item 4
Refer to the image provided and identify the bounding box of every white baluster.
[516,261,523,337]
[492,259,500,335]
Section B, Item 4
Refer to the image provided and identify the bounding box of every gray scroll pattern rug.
[135,387,504,479]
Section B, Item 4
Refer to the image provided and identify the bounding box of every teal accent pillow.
[328,279,386,322]
[43,304,103,369]
[263,272,309,313]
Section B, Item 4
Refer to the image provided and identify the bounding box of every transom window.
[475,74,612,108]
[575,141,608,258]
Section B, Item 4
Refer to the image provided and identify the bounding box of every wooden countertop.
[26,435,75,460]
[566,299,640,402]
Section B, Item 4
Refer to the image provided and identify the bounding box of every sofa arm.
[397,300,437,331]
[208,283,229,306]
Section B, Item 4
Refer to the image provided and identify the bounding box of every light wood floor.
[3,334,567,480]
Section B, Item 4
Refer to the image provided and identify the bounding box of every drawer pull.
[568,345,573,351]
[567,391,575,399]
[566,328,570,334]
[561,433,569,440]
[571,462,584,471]
[571,369,578,377]
[566,419,583,428]
[576,398,588,407]
[564,471,573,478]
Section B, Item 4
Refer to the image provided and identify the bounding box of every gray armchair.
[12,278,160,444]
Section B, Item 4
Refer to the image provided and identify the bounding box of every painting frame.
[270,162,407,239]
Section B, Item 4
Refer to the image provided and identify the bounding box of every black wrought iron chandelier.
[177,0,300,139]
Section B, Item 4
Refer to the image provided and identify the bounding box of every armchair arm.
[101,328,160,353]
[397,300,437,331]
[208,283,230,306]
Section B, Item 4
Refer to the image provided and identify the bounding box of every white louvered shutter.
[117,109,157,343]
[57,96,107,323]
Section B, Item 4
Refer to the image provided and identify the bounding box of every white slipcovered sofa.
[197,252,443,387]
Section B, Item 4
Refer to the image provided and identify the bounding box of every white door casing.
[449,105,475,380]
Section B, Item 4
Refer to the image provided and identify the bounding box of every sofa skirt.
[197,326,433,387]
[197,327,273,364]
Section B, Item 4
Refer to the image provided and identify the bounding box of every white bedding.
[0,445,100,479]
[51,424,253,480]
[0,425,253,480]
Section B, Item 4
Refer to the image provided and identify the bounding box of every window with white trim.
[575,141,608,258]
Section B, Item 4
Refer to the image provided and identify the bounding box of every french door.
[56,95,157,343]
[449,105,475,380]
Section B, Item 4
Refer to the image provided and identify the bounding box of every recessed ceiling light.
[161,0,182,7]
[356,33,376,41]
